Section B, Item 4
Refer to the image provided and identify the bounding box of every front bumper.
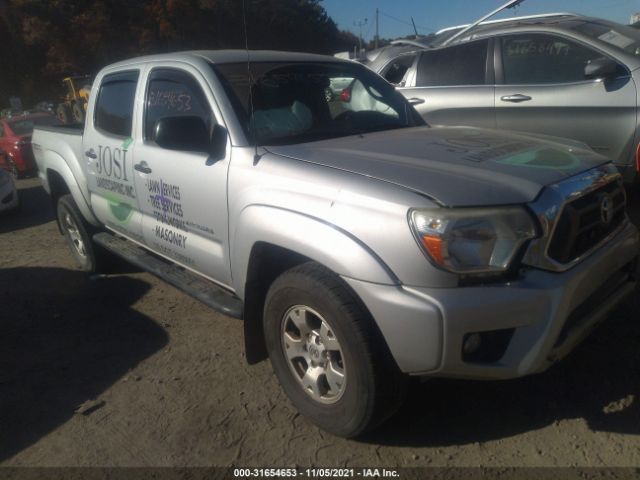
[344,221,639,378]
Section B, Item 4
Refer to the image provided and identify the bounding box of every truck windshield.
[212,62,424,146]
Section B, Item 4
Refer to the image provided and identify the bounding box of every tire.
[71,102,84,124]
[56,104,71,124]
[57,194,103,272]
[263,262,407,437]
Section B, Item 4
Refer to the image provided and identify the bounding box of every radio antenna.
[242,0,261,165]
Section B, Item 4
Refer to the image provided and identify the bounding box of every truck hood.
[266,126,610,206]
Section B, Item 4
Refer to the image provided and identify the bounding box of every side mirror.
[584,57,619,80]
[154,116,210,153]
[207,124,228,165]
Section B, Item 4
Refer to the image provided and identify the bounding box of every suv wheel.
[263,262,407,437]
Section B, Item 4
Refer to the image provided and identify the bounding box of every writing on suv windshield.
[212,62,423,145]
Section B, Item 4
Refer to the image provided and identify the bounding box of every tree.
[0,0,360,106]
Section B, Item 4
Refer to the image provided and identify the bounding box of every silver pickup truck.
[32,50,639,437]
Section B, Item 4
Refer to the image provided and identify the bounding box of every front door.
[495,33,637,163]
[84,70,144,244]
[132,66,232,287]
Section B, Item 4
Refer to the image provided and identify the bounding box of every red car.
[0,113,60,177]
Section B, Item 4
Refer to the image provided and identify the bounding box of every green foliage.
[0,0,359,106]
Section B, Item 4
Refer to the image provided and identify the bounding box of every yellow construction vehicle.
[56,75,92,124]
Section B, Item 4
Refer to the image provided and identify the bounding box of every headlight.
[410,207,537,274]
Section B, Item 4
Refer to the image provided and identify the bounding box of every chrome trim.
[523,164,627,272]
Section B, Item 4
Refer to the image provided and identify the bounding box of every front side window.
[145,69,212,141]
[95,71,139,137]
[416,39,489,87]
[501,34,612,84]
[213,62,423,146]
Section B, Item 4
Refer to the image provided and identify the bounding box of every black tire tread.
[265,261,407,437]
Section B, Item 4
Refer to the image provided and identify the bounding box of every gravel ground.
[1,177,640,468]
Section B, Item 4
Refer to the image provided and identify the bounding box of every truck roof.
[107,50,347,70]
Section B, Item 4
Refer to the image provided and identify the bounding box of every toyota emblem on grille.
[600,195,613,225]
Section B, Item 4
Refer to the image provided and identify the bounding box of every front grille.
[547,179,626,264]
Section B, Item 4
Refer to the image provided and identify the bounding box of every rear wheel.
[57,194,104,272]
[263,262,407,437]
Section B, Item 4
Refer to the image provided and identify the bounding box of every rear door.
[132,65,232,287]
[495,33,637,162]
[83,70,144,243]
[398,39,496,128]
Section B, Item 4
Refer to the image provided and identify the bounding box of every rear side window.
[500,34,612,84]
[144,69,212,141]
[95,71,139,137]
[381,54,416,85]
[416,39,488,87]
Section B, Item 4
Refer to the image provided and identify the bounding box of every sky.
[322,0,640,40]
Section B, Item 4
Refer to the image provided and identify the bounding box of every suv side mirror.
[584,57,620,80]
[154,115,211,153]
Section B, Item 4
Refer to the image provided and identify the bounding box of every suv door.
[398,38,496,128]
[132,66,232,287]
[495,33,636,163]
[84,70,144,243]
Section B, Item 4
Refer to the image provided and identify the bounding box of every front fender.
[231,205,397,298]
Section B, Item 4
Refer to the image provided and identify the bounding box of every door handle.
[407,97,426,106]
[134,161,152,174]
[85,149,97,159]
[500,94,532,103]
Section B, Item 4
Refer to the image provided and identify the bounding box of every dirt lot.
[1,177,640,468]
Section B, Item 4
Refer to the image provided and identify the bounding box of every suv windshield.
[566,19,640,56]
[213,62,424,146]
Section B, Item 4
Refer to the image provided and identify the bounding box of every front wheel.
[263,262,407,437]
[57,194,103,272]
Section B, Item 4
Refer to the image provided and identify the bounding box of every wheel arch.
[45,156,99,229]
[232,206,398,364]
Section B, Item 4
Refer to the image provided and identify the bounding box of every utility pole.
[354,18,367,55]
[411,17,418,38]
[375,8,379,50]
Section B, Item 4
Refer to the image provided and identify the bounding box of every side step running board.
[93,232,243,319]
